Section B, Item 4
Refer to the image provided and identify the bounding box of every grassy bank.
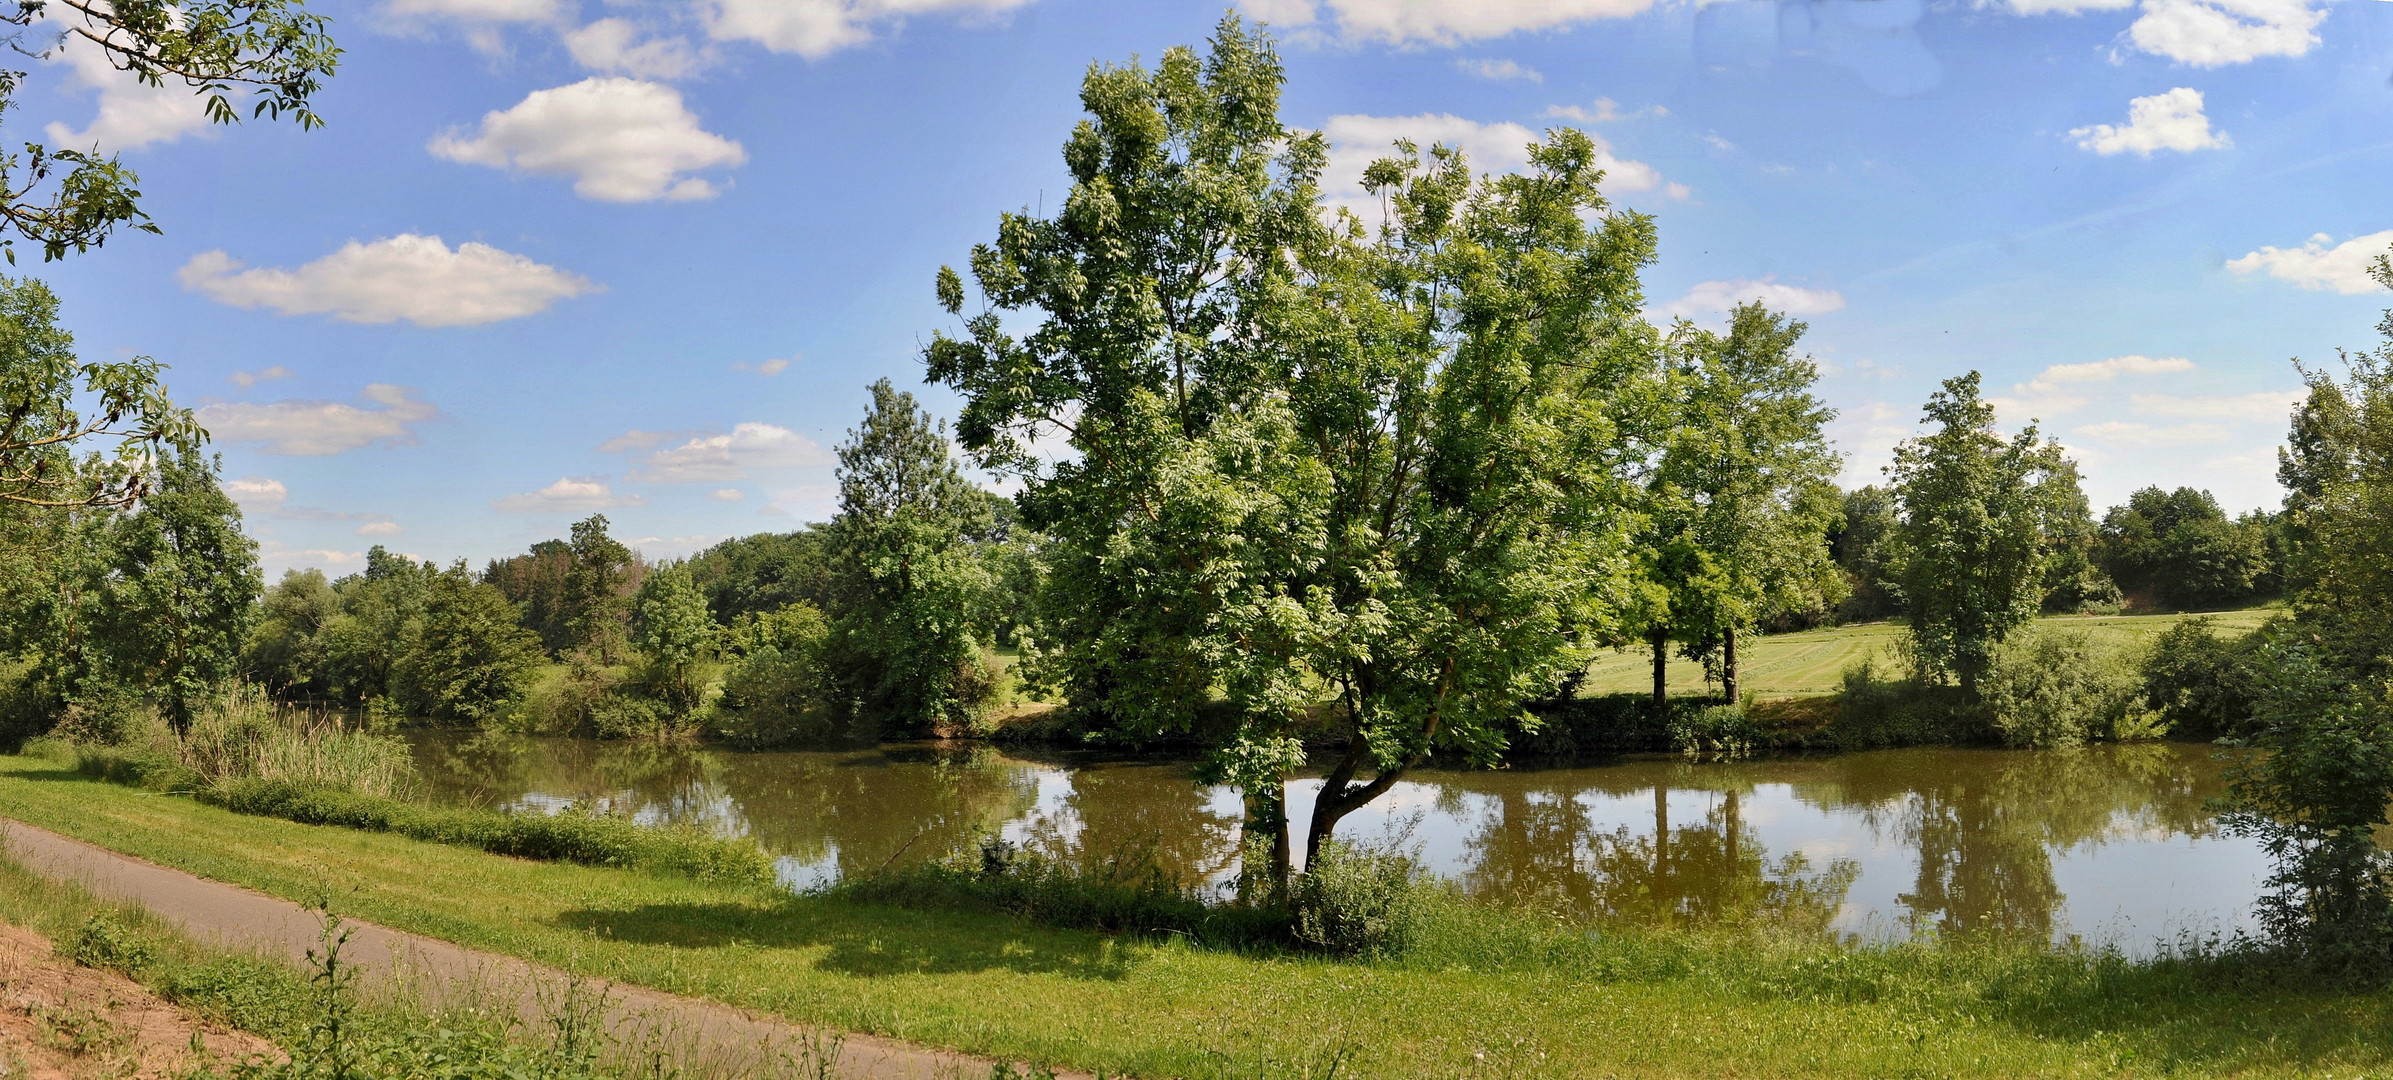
[1,754,2387,1078]
[1577,607,2279,699]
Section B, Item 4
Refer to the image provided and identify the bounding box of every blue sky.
[23,0,2393,575]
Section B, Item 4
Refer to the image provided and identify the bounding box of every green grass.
[1582,607,2282,699]
[2,754,2389,1078]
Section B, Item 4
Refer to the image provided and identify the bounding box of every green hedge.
[201,778,775,885]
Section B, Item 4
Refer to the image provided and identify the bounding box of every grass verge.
[1,753,2389,1078]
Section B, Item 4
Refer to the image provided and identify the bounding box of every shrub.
[1980,628,2145,748]
[713,644,840,747]
[66,912,156,974]
[202,778,773,884]
[829,835,1291,948]
[2142,616,2270,739]
[1291,842,1433,958]
[1828,656,1985,748]
[1668,704,1760,760]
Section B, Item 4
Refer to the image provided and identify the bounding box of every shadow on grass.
[554,897,1141,981]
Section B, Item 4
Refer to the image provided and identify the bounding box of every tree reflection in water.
[407,734,2246,941]
[1463,779,1858,932]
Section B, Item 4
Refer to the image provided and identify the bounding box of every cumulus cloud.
[2226,230,2393,295]
[564,19,707,79]
[1990,0,2135,13]
[702,0,1029,59]
[224,476,290,509]
[2127,0,2323,66]
[1321,113,1675,219]
[180,235,595,327]
[621,423,830,484]
[2070,88,2229,157]
[2130,389,2306,419]
[1991,355,2194,419]
[595,429,691,453]
[431,78,745,202]
[1242,0,1660,45]
[228,365,293,389]
[2072,420,2234,448]
[1456,58,1541,82]
[1657,277,1846,320]
[709,488,746,501]
[493,477,648,512]
[198,384,439,456]
[43,37,213,151]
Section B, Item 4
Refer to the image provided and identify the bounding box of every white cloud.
[595,429,691,453]
[702,0,1029,59]
[732,357,792,375]
[197,384,439,456]
[2127,0,2323,66]
[43,37,213,151]
[2070,88,2229,157]
[1657,277,1846,320]
[225,475,289,509]
[228,365,294,389]
[1322,113,1674,219]
[2035,354,2195,385]
[1456,58,1541,82]
[1242,0,1660,45]
[708,488,746,501]
[2226,230,2393,295]
[493,477,648,512]
[2072,420,2234,448]
[431,78,746,202]
[622,422,830,483]
[1543,99,1663,124]
[2129,389,2306,419]
[383,0,562,21]
[564,19,706,79]
[355,521,406,537]
[180,235,595,327]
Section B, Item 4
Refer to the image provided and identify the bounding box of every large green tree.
[925,18,1661,879]
[1885,372,2079,693]
[393,562,543,725]
[825,378,998,737]
[1636,303,1844,704]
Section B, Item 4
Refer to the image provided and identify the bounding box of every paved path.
[1,817,1088,1080]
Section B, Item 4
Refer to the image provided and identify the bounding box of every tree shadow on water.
[552,898,1139,981]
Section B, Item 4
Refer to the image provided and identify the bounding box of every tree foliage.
[1886,373,2081,692]
[393,563,543,724]
[1637,303,1844,701]
[2097,486,2273,610]
[926,17,1661,875]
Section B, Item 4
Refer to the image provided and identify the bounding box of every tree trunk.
[1303,740,1415,869]
[1650,625,1670,707]
[1722,624,1739,705]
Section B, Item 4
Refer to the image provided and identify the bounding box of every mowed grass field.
[1580,607,2280,699]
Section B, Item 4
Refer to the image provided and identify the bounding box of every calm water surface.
[406,734,2266,951]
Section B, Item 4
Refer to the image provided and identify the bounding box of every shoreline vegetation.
[5,751,2393,1079]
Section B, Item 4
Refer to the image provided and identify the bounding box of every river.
[406,734,2266,952]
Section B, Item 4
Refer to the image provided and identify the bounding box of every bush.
[2142,616,2270,739]
[1668,704,1760,760]
[830,835,1291,948]
[1827,657,1986,748]
[67,912,156,974]
[713,644,841,747]
[1291,842,1433,958]
[201,777,771,883]
[1980,628,2146,748]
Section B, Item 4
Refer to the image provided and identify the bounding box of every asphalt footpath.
[0,816,1090,1080]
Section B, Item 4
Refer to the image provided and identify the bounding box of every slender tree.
[1885,372,2078,693]
[1637,303,1844,704]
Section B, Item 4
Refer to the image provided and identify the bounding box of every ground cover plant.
[5,753,2393,1079]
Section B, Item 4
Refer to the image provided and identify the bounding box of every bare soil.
[0,921,278,1080]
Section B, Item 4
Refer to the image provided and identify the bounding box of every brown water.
[407,734,2265,951]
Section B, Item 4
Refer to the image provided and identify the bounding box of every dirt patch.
[0,921,279,1079]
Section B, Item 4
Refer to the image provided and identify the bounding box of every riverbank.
[2,752,2385,1078]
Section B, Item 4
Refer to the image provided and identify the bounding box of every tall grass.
[49,684,421,802]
